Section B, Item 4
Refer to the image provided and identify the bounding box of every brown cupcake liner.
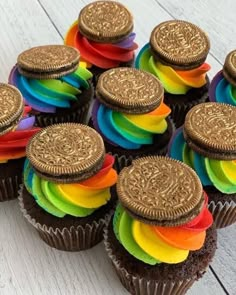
[35,101,91,128]
[18,185,113,251]
[0,174,22,202]
[166,93,208,128]
[110,143,168,173]
[104,229,198,295]
[208,200,236,229]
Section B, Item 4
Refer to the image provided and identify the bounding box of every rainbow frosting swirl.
[209,70,236,106]
[92,100,171,150]
[9,65,92,113]
[24,154,118,218]
[113,198,212,265]
[65,21,138,69]
[135,44,210,95]
[0,106,40,163]
[169,128,236,194]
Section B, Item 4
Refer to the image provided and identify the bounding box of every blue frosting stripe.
[97,104,141,149]
[16,73,56,112]
[169,128,213,186]
[193,152,212,186]
[135,43,151,70]
[12,66,91,113]
[215,77,236,106]
[169,128,185,161]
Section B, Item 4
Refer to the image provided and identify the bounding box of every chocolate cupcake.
[9,45,93,127]
[65,1,138,84]
[0,83,40,201]
[136,20,211,127]
[104,156,216,295]
[210,50,236,106]
[169,102,236,228]
[18,123,118,251]
[90,67,174,172]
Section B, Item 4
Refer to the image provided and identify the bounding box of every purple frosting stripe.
[115,33,136,48]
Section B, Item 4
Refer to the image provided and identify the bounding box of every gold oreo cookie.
[96,68,163,113]
[223,50,236,86]
[0,83,24,135]
[27,123,105,183]
[117,156,203,226]
[17,45,80,79]
[150,20,210,70]
[78,1,133,43]
[184,102,236,160]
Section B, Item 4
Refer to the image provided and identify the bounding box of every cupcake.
[104,156,216,295]
[65,1,138,84]
[169,102,236,228]
[91,67,174,172]
[210,50,236,105]
[0,83,40,201]
[9,45,93,127]
[136,20,211,128]
[18,123,118,251]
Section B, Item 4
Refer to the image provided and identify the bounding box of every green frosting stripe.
[32,173,65,218]
[47,182,95,217]
[24,162,100,218]
[205,158,236,194]
[112,112,153,144]
[113,204,160,265]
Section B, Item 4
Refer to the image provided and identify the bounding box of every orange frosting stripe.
[64,21,78,47]
[153,226,206,250]
[78,168,117,190]
[148,102,171,116]
[176,63,210,87]
[0,149,25,162]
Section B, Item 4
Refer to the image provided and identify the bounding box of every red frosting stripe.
[65,21,136,69]
[0,129,40,142]
[152,192,213,250]
[90,42,136,61]
[75,31,120,68]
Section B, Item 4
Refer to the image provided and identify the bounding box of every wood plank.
[0,0,62,82]
[156,0,236,64]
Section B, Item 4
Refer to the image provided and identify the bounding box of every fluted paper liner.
[104,229,200,295]
[0,173,22,202]
[35,100,91,127]
[165,92,208,128]
[18,185,113,251]
[208,200,236,229]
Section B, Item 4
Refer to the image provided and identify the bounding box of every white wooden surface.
[0,0,235,294]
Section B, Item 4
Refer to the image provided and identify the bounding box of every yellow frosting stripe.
[221,161,236,183]
[132,220,189,264]
[54,183,111,208]
[149,57,190,94]
[123,103,170,133]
